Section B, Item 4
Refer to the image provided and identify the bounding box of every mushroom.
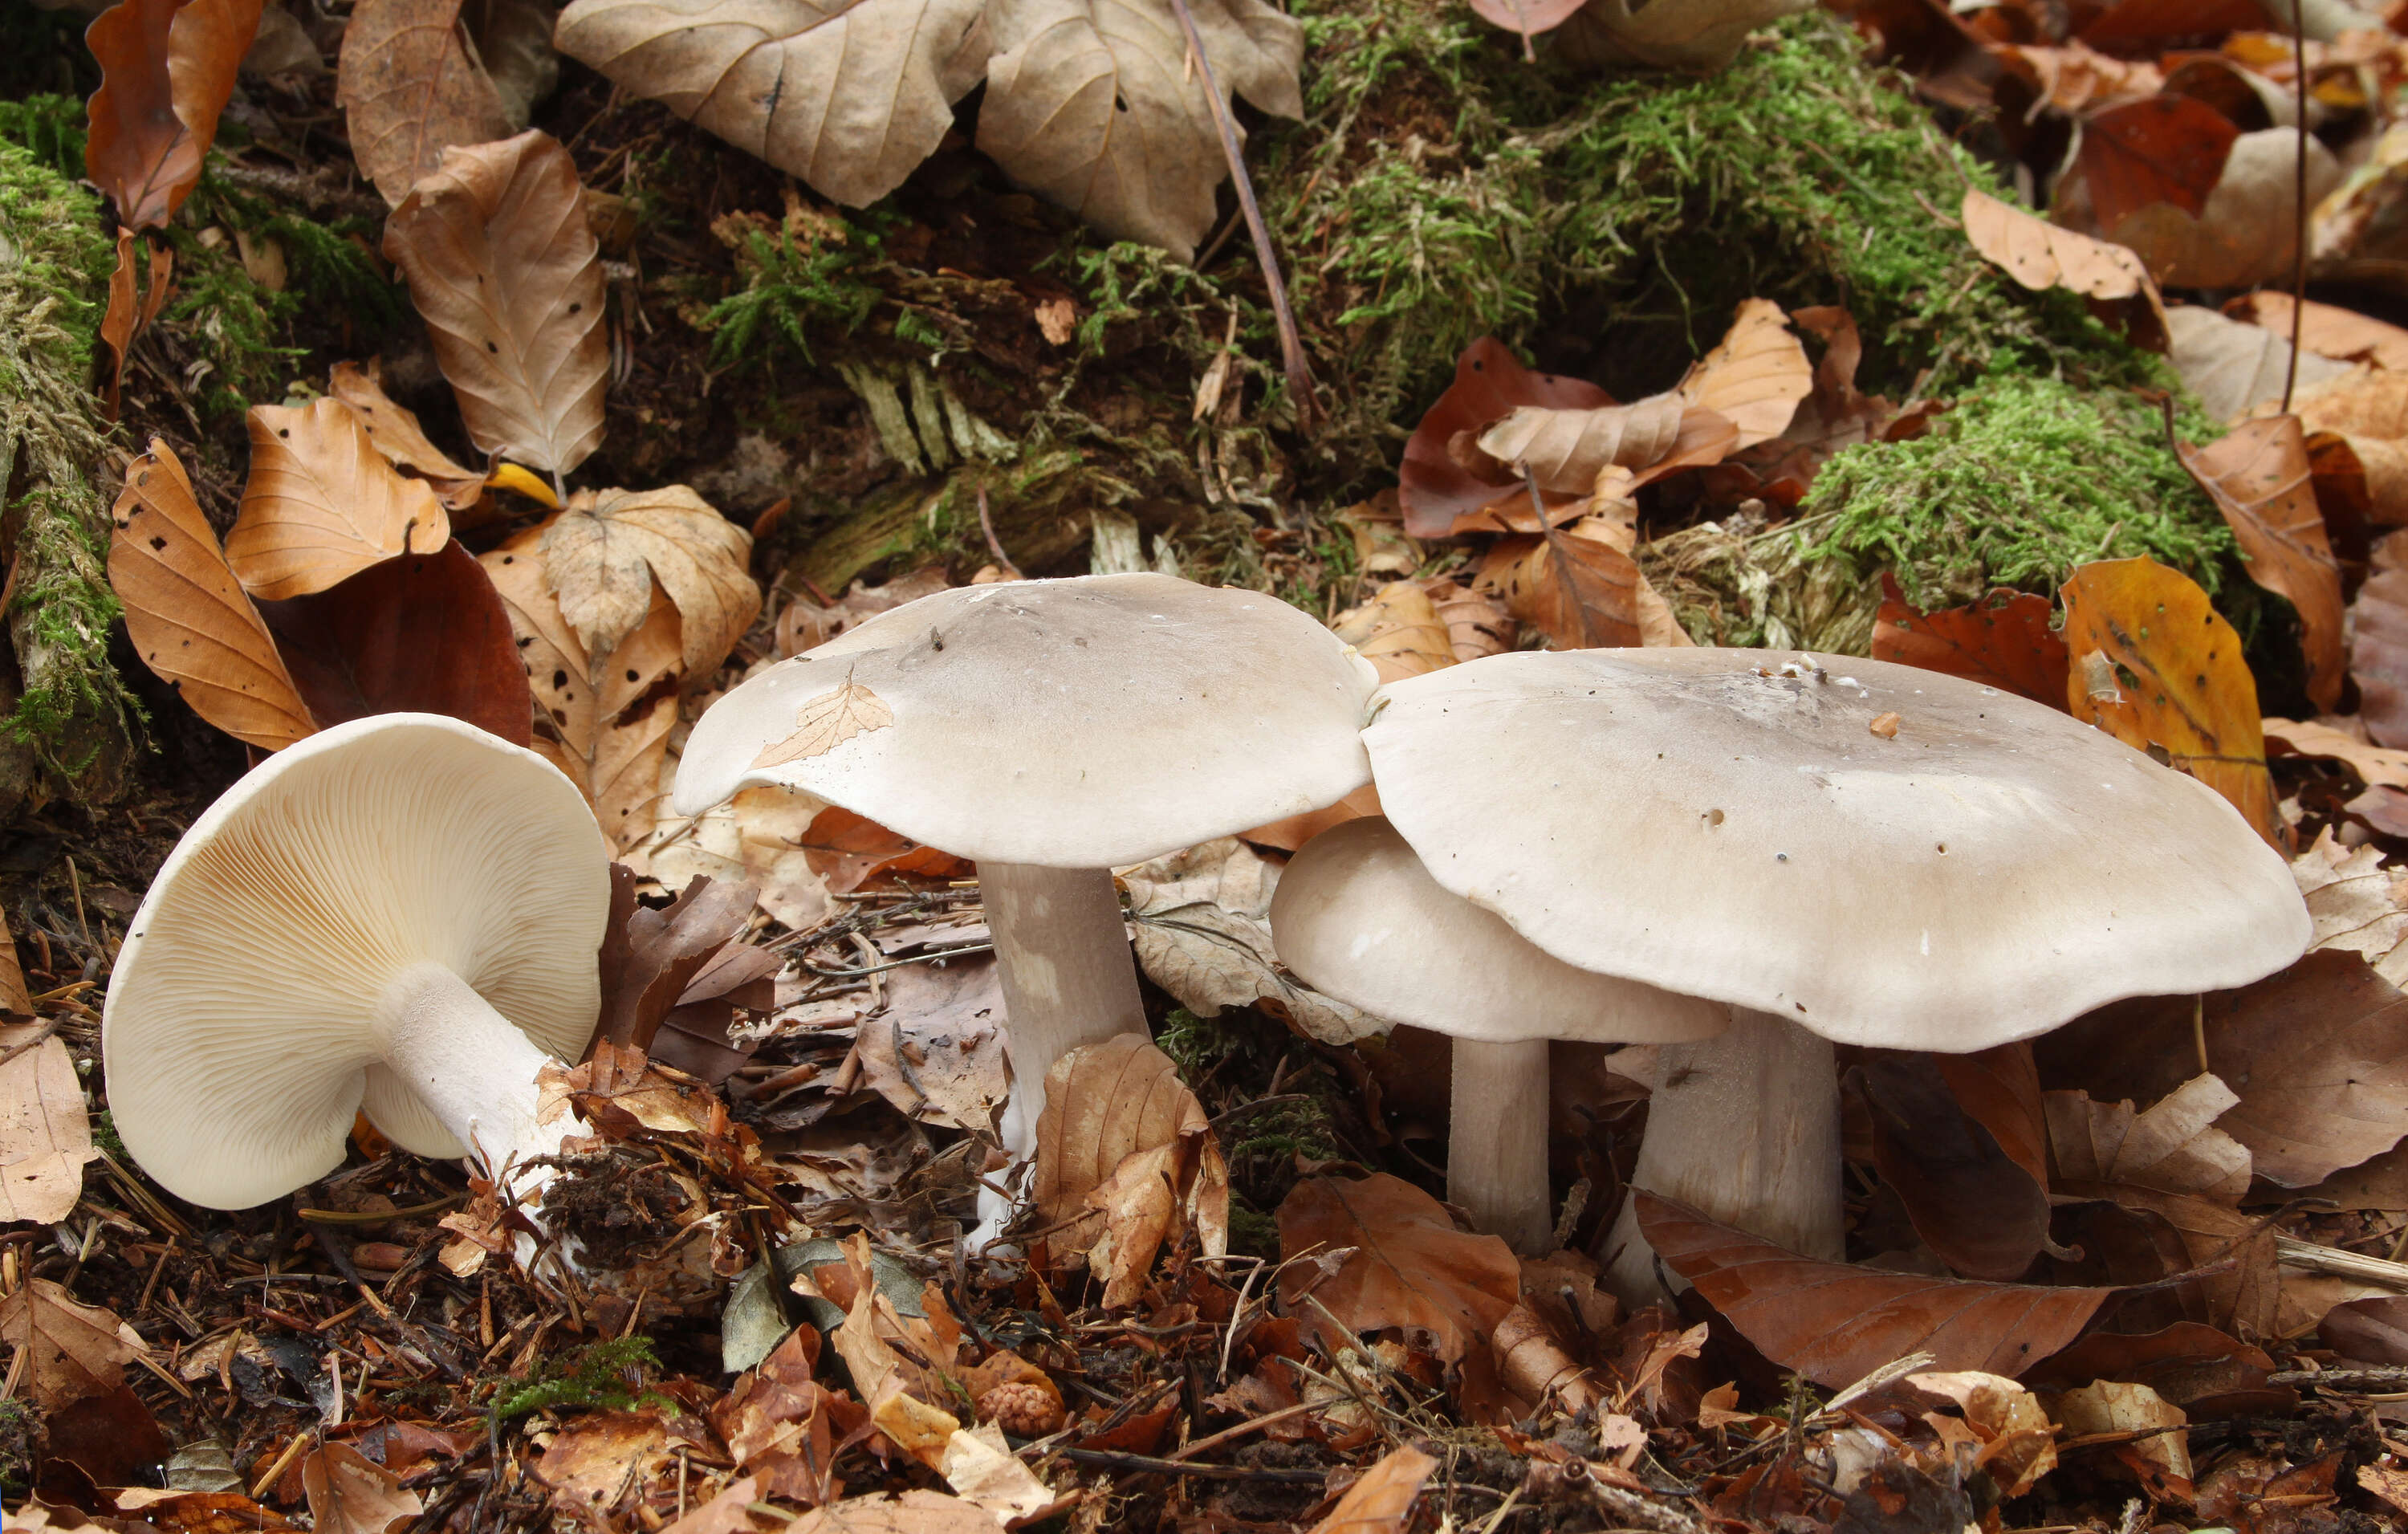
[1363,647,2311,1296]
[104,714,612,1211]
[1270,816,1725,1251]
[673,573,1381,1159]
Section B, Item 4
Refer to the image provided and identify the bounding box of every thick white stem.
[1450,1037,1552,1254]
[1603,1007,1841,1306]
[978,861,1149,1158]
[372,961,570,1203]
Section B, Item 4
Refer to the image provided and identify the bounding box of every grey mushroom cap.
[1271,816,1728,1045]
[1367,647,2312,1050]
[673,574,1381,866]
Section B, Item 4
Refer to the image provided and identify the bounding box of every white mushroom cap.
[673,574,1381,866]
[103,714,612,1209]
[1271,817,1727,1045]
[1368,648,2311,1049]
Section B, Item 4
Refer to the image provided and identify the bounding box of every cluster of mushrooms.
[102,572,2312,1301]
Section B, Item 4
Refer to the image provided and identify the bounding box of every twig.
[2277,1234,2408,1288]
[2271,1365,2408,1391]
[1165,1400,1320,1460]
[976,486,1021,580]
[1161,0,1318,429]
[1039,1447,1324,1482]
[2283,0,2308,413]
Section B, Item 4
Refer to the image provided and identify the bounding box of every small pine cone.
[978,1381,1064,1438]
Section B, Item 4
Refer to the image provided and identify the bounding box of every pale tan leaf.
[784,1491,1007,1534]
[1678,298,1812,449]
[2168,304,2351,422]
[751,682,896,770]
[1304,1445,1438,1534]
[1474,394,1686,495]
[938,1423,1058,1524]
[2291,828,2408,988]
[977,0,1304,260]
[1032,1034,1226,1304]
[540,486,759,671]
[2044,1075,2253,1203]
[2055,1381,2190,1491]
[336,0,513,206]
[108,441,317,751]
[0,1024,95,1227]
[555,0,989,212]
[328,359,486,509]
[382,129,608,475]
[1121,838,1378,1044]
[1962,188,2156,301]
[1330,581,1454,682]
[302,1442,424,1534]
[227,398,449,599]
[0,1280,145,1410]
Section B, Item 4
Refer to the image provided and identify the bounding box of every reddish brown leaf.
[83,0,263,230]
[1475,527,1641,650]
[2177,416,2345,713]
[1634,1192,2110,1388]
[595,872,758,1053]
[1934,1043,2051,1191]
[1277,1173,1519,1366]
[2321,1296,2408,1365]
[2030,1322,2291,1418]
[1304,1445,1438,1534]
[2355,531,2408,750]
[255,539,532,745]
[801,806,973,893]
[1852,1052,2052,1282]
[337,0,515,207]
[1398,338,1611,538]
[1872,575,2072,708]
[2076,95,2239,232]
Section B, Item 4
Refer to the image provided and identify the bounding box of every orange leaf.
[799,807,972,893]
[2076,95,2238,231]
[328,359,487,510]
[228,398,451,600]
[1276,1174,1519,1366]
[2059,556,2279,845]
[1872,576,2072,708]
[83,0,263,230]
[1634,1192,2110,1389]
[1475,527,1641,650]
[2175,415,2344,712]
[1305,1445,1438,1534]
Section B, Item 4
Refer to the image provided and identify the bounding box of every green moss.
[689,206,894,368]
[0,1394,33,1495]
[491,1336,664,1421]
[0,93,85,182]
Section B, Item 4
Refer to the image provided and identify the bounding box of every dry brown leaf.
[2266,717,2408,788]
[976,0,1304,260]
[108,440,317,751]
[1121,837,1377,1044]
[1872,577,2072,709]
[83,0,262,230]
[1304,1445,1438,1534]
[1399,338,1614,538]
[1552,0,1809,71]
[0,1280,146,1410]
[2102,127,2337,291]
[2291,368,2408,526]
[796,1235,961,1470]
[783,1491,1007,1534]
[1276,1173,1519,1365]
[1473,394,1687,494]
[2168,304,2353,422]
[780,566,954,657]
[2060,556,2279,845]
[1475,521,1641,650]
[2055,1380,2191,1499]
[1330,582,1454,682]
[1031,1034,1226,1304]
[302,1442,423,1534]
[851,956,1010,1134]
[938,1423,1059,1524]
[1428,578,1514,662]
[2350,543,2408,747]
[1678,297,1812,450]
[337,0,513,206]
[541,486,759,674]
[1853,1052,2052,1281]
[227,397,450,600]
[1961,188,2158,304]
[2230,292,2408,371]
[328,359,486,509]
[2176,415,2345,711]
[753,681,896,769]
[0,1023,95,1227]
[2043,1075,2253,1203]
[1999,39,2163,115]
[382,129,609,476]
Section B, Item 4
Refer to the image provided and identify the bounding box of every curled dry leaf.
[1677,297,1812,450]
[83,0,263,230]
[2043,1075,2253,1203]
[302,1442,424,1534]
[1872,576,2071,709]
[2293,827,2408,987]
[0,1279,147,1410]
[2175,415,2345,712]
[1276,1173,1519,1366]
[1031,1034,1227,1304]
[1400,338,1613,538]
[1634,1192,2110,1389]
[1304,1445,1438,1534]
[328,360,486,510]
[2103,128,2338,291]
[0,1021,96,1226]
[383,129,609,476]
[1474,394,1686,495]
[2059,556,2279,845]
[108,441,317,751]
[2231,292,2408,372]
[1552,0,1811,72]
[1331,581,1454,682]
[2188,950,2408,1187]
[1960,188,2158,306]
[258,540,534,746]
[799,807,972,893]
[2055,1380,2191,1499]
[1852,1052,2051,1282]
[228,398,451,600]
[851,956,1010,1134]
[1476,519,1641,651]
[337,0,513,206]
[1121,836,1378,1044]
[541,486,760,674]
[2288,368,2408,527]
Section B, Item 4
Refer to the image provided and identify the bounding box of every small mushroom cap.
[1271,817,1729,1045]
[103,714,612,1210]
[673,574,1381,866]
[1368,648,2312,1050]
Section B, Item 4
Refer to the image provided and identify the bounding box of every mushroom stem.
[373,961,571,1199]
[978,861,1149,1159]
[1449,1037,1553,1254]
[1602,1007,1842,1305]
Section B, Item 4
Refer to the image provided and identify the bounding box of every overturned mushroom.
[1271,816,1724,1251]
[673,573,1381,1165]
[104,714,612,1211]
[1365,648,2309,1296]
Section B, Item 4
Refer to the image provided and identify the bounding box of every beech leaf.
[0,1280,146,1410]
[1276,1173,1519,1365]
[1634,1192,2109,1389]
[382,129,610,476]
[1473,394,1686,495]
[228,398,451,600]
[1961,188,2156,302]
[83,0,263,230]
[754,682,897,769]
[1399,338,1613,538]
[539,486,759,674]
[328,359,488,510]
[0,1022,96,1227]
[1121,837,1378,1044]
[1872,576,2071,709]
[2175,415,2345,713]
[302,1442,423,1534]
[2043,1075,2253,1204]
[1032,1034,1228,1304]
[1304,1446,1438,1534]
[1676,297,1812,450]
[108,440,317,751]
[337,0,514,206]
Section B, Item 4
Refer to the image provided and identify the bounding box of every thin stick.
[2192,994,2209,1076]
[2283,0,2309,413]
[976,486,1021,580]
[1161,0,1318,429]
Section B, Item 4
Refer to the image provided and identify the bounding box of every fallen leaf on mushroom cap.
[2060,555,2280,845]
[2291,829,2408,987]
[382,129,609,477]
[1872,576,2071,708]
[541,486,759,676]
[108,439,317,751]
[1635,1193,2110,1389]
[0,1280,148,1410]
[1277,1173,1519,1365]
[1551,0,1810,71]
[327,359,487,510]
[2166,305,2352,423]
[1031,1035,1226,1304]
[0,1020,97,1226]
[2176,415,2345,711]
[1121,836,1378,1045]
[83,0,262,230]
[2044,1074,2252,1202]
[227,397,451,600]
[302,1442,423,1534]
[336,0,513,206]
